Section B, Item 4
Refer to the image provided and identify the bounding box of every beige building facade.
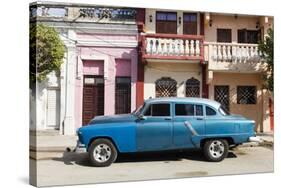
[140,9,273,132]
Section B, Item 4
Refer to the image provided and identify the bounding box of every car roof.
[145,97,221,109]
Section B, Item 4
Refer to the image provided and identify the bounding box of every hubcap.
[93,144,111,163]
[209,140,225,158]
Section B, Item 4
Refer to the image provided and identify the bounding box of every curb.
[239,140,273,148]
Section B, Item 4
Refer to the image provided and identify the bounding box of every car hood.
[89,114,137,124]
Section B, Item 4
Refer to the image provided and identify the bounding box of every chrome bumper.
[73,140,87,153]
[249,136,262,143]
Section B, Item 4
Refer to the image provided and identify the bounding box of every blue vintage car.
[76,97,257,167]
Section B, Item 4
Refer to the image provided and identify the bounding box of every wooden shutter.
[47,88,60,129]
[217,29,232,43]
[183,13,197,35]
[156,12,177,34]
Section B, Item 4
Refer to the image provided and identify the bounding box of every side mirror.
[138,114,147,120]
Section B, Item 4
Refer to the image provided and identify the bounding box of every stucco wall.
[208,72,270,132]
[144,62,202,99]
[204,14,273,43]
[75,42,138,128]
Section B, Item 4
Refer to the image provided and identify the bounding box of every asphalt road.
[32,146,273,187]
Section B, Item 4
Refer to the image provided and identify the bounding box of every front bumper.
[73,140,87,153]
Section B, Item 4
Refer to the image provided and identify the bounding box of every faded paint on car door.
[172,103,205,149]
[137,103,173,151]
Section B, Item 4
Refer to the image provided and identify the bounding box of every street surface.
[32,146,273,187]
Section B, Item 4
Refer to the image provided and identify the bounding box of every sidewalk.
[30,130,77,160]
[240,132,274,148]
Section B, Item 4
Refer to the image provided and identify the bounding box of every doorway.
[82,75,104,125]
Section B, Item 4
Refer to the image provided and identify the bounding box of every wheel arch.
[88,136,120,153]
[200,137,234,148]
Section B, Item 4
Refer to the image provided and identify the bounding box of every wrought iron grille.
[214,86,230,111]
[79,8,136,20]
[185,77,200,97]
[155,77,177,97]
[237,86,257,104]
[115,77,131,114]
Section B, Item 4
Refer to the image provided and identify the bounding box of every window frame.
[156,11,177,34]
[217,28,232,43]
[142,102,172,117]
[183,13,198,35]
[238,29,261,44]
[174,103,204,117]
[237,86,257,105]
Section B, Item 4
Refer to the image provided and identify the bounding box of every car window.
[195,105,203,116]
[175,104,194,116]
[206,106,216,116]
[144,103,170,116]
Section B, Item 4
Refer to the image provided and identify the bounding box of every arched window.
[155,77,177,97]
[185,77,200,97]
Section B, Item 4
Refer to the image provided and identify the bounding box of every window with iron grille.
[186,77,200,97]
[155,77,177,97]
[115,77,131,114]
[237,86,257,104]
[214,85,230,111]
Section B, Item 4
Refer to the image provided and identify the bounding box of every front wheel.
[88,138,118,167]
[203,139,229,162]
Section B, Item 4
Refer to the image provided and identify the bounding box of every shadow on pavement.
[52,149,237,167]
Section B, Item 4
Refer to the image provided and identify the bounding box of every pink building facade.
[74,33,138,127]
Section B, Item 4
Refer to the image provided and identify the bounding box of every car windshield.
[132,103,145,116]
[219,105,230,116]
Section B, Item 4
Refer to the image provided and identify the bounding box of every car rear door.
[172,103,205,149]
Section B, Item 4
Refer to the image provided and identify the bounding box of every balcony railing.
[142,34,204,61]
[206,42,262,62]
[205,42,264,72]
[30,4,136,23]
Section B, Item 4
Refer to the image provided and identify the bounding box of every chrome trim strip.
[184,121,199,136]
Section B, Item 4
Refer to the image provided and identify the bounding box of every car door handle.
[196,117,204,120]
[164,117,172,120]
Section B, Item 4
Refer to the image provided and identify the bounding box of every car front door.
[173,103,205,149]
[136,103,173,151]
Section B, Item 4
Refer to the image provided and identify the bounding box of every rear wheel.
[203,139,229,162]
[88,138,118,167]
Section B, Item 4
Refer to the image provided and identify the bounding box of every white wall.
[144,62,202,99]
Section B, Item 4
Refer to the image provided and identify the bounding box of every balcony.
[142,34,204,62]
[204,42,265,72]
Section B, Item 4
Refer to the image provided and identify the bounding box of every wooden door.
[82,76,104,125]
[115,77,131,114]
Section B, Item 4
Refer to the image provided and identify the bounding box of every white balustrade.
[144,36,202,58]
[209,43,261,63]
